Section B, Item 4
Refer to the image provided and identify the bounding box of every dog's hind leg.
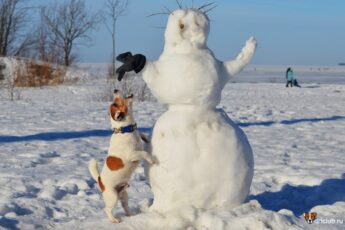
[119,190,131,216]
[102,190,119,223]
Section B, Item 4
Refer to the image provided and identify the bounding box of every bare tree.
[0,58,22,100]
[31,13,63,64]
[41,0,99,66]
[0,0,33,56]
[103,0,128,77]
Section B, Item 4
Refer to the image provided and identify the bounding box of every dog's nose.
[116,112,125,121]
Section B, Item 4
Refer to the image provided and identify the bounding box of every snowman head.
[164,9,210,53]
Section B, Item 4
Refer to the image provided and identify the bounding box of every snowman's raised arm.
[223,37,257,79]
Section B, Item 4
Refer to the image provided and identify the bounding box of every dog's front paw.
[148,155,158,165]
[111,218,119,224]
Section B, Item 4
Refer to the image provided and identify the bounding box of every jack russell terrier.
[89,90,155,223]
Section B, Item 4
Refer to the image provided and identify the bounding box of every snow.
[1,5,345,225]
[1,5,345,226]
[1,65,345,229]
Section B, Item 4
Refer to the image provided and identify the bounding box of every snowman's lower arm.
[141,62,159,87]
[224,36,257,79]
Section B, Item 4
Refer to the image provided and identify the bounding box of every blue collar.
[113,123,137,134]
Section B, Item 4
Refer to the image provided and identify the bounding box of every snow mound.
[62,200,305,230]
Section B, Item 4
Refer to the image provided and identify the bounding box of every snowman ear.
[175,0,183,9]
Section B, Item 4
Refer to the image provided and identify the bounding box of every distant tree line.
[0,0,128,67]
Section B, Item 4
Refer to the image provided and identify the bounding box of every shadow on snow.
[0,128,152,143]
[0,129,112,143]
[0,115,344,143]
[238,115,345,127]
[0,217,20,230]
[250,174,345,216]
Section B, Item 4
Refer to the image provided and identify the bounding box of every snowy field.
[0,66,345,229]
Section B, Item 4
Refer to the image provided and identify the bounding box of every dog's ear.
[303,212,309,221]
[109,103,116,120]
[311,212,317,220]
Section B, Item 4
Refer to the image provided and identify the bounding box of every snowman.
[116,7,257,213]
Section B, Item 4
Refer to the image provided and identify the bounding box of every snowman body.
[142,9,256,212]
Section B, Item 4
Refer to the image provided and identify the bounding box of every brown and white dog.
[89,90,155,223]
[304,212,317,224]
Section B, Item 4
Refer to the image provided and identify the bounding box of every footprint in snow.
[38,183,81,201]
[13,185,40,199]
[30,151,60,167]
[1,203,33,216]
[40,151,60,158]
[282,152,290,165]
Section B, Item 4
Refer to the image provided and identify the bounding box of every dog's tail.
[89,159,100,181]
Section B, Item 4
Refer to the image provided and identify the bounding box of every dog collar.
[113,123,137,134]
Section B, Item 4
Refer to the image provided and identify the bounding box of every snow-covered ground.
[0,66,345,229]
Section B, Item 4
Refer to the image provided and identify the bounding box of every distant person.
[286,67,294,87]
[293,79,301,87]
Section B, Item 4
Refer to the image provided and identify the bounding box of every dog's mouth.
[114,112,126,121]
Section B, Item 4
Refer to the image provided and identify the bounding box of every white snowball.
[148,108,253,212]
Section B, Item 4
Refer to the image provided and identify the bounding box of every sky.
[33,0,345,65]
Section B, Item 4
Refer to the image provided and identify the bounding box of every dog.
[304,212,317,224]
[89,90,155,223]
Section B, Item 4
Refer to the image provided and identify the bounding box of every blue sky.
[34,0,345,65]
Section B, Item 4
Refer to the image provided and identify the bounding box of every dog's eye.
[112,103,118,107]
